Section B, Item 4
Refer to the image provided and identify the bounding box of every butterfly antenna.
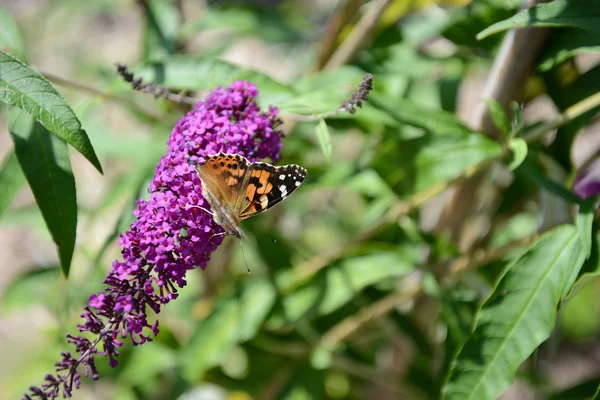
[238,239,251,273]
[246,232,277,243]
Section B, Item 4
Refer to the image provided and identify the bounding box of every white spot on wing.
[279,184,288,198]
[279,174,285,180]
[295,181,300,187]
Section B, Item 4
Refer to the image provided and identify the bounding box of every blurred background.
[1,0,600,399]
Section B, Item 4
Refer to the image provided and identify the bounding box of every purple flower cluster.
[26,82,283,399]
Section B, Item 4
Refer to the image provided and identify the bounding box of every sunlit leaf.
[181,299,239,382]
[133,55,295,108]
[483,98,511,136]
[518,154,584,205]
[538,29,600,72]
[0,151,26,217]
[478,0,600,40]
[315,119,332,163]
[507,138,527,171]
[9,108,77,276]
[237,278,276,342]
[0,4,25,60]
[443,225,587,400]
[141,0,179,60]
[0,51,102,173]
[280,251,416,322]
[369,92,474,136]
[278,67,364,115]
[1,267,61,311]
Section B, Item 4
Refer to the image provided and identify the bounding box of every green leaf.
[478,0,600,40]
[566,231,600,300]
[132,55,295,108]
[237,278,276,342]
[0,4,25,60]
[0,51,102,173]
[483,99,512,136]
[0,151,26,217]
[181,299,240,382]
[278,67,365,115]
[369,92,474,137]
[507,138,527,171]
[544,64,600,171]
[518,154,584,205]
[177,6,304,44]
[1,267,61,311]
[141,0,179,60]
[120,342,177,393]
[9,108,77,276]
[280,251,416,322]
[441,1,516,52]
[278,365,324,400]
[442,225,587,400]
[577,199,595,258]
[538,28,600,72]
[400,134,501,197]
[315,119,332,163]
[549,378,600,400]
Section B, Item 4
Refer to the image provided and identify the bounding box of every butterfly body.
[196,153,307,239]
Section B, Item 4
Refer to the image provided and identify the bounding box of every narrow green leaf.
[594,381,600,399]
[315,119,332,163]
[133,55,295,108]
[280,251,416,322]
[406,135,501,196]
[181,299,239,382]
[577,199,595,258]
[120,343,177,392]
[566,231,600,300]
[477,0,600,40]
[237,278,276,342]
[177,7,304,44]
[518,155,584,205]
[549,378,600,400]
[443,225,587,400]
[278,67,364,115]
[369,92,474,136]
[9,108,77,276]
[507,138,527,171]
[0,5,25,60]
[0,51,102,173]
[0,151,26,216]
[538,29,600,72]
[1,267,61,311]
[141,0,179,59]
[483,98,512,136]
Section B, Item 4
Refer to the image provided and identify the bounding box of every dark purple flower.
[26,81,283,399]
[574,159,600,200]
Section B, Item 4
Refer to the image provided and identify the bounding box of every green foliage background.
[1,0,600,399]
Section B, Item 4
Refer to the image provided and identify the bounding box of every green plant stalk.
[524,90,600,143]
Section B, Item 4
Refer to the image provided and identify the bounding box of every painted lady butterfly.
[196,153,307,239]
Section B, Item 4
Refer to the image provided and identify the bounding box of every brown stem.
[40,70,165,124]
[317,0,367,70]
[323,0,392,71]
[436,0,551,252]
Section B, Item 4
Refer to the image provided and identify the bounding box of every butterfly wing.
[196,153,250,211]
[238,162,307,220]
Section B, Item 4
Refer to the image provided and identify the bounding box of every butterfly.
[195,153,307,240]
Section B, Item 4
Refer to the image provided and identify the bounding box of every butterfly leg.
[208,231,229,243]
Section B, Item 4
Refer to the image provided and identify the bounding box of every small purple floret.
[574,161,600,200]
[26,81,283,399]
